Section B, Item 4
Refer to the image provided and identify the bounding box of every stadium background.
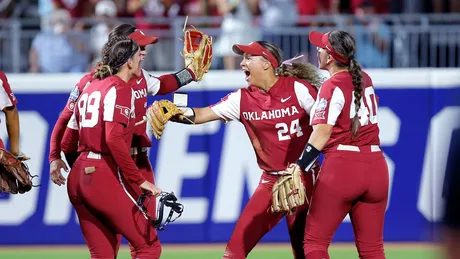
[1,0,459,258]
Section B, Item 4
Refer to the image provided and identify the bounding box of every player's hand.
[140,181,162,196]
[15,152,30,161]
[50,159,68,186]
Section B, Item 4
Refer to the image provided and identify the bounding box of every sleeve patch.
[316,98,328,111]
[115,104,131,119]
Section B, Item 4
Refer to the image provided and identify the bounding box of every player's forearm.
[156,68,196,95]
[4,106,20,155]
[296,124,332,171]
[308,124,333,151]
[49,111,73,162]
[173,107,220,125]
[105,121,146,186]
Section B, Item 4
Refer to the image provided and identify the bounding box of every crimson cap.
[309,31,349,64]
[129,29,159,46]
[232,41,279,67]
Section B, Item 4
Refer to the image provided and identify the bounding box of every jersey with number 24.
[211,76,318,172]
[310,71,380,152]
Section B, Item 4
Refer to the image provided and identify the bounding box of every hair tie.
[348,55,355,61]
[281,54,304,66]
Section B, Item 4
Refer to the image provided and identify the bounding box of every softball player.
[172,41,322,259]
[293,30,389,259]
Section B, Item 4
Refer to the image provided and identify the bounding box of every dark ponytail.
[93,65,113,80]
[93,36,139,80]
[349,58,363,138]
[328,30,363,138]
[257,41,323,89]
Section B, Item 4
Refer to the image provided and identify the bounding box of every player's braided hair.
[258,41,323,89]
[94,36,140,80]
[328,30,363,138]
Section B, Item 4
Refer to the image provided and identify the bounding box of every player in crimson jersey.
[0,71,27,159]
[49,23,196,184]
[291,30,389,259]
[66,36,162,259]
[172,41,323,259]
[49,24,197,259]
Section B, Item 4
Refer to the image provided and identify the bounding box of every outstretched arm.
[145,69,196,96]
[173,106,222,125]
[174,89,242,125]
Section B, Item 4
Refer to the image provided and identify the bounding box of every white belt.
[337,144,381,152]
[130,147,148,155]
[266,170,286,175]
[87,151,101,159]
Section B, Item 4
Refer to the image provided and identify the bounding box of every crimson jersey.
[211,77,318,172]
[0,72,18,111]
[67,76,135,154]
[65,72,94,116]
[127,70,161,148]
[310,71,380,152]
[65,69,160,148]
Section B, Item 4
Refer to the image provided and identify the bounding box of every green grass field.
[0,243,442,259]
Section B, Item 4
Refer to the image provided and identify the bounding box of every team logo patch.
[316,98,327,111]
[69,86,80,101]
[115,105,131,119]
[313,111,325,120]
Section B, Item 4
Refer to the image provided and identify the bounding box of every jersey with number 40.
[68,76,136,154]
[310,71,380,152]
[211,76,318,172]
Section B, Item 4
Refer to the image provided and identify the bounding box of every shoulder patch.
[69,86,80,102]
[316,98,327,111]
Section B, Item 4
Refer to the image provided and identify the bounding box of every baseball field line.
[0,242,441,251]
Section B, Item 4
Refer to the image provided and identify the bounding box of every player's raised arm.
[144,24,212,96]
[144,68,196,96]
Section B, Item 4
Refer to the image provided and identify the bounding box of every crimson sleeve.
[48,111,73,162]
[61,127,79,154]
[310,80,344,126]
[49,74,90,162]
[105,121,145,186]
[156,68,196,95]
[0,71,18,108]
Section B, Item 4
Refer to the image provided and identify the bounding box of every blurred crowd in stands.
[0,0,460,72]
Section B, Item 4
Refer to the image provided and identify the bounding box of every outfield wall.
[0,69,459,244]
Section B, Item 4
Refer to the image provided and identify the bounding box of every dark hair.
[108,24,136,40]
[94,36,140,80]
[94,24,137,69]
[328,30,362,138]
[257,41,323,89]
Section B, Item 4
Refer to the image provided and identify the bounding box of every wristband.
[296,143,320,171]
[174,68,194,87]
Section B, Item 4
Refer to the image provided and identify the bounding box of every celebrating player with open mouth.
[159,40,322,259]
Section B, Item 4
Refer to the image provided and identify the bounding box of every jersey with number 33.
[211,76,318,172]
[68,76,136,154]
[310,71,380,152]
